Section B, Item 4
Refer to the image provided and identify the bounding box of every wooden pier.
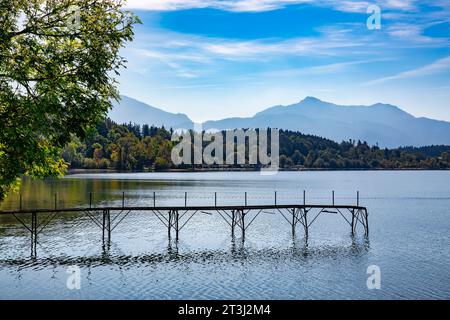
[0,191,369,257]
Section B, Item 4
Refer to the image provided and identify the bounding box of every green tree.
[0,0,139,199]
[285,157,293,168]
[279,155,287,168]
[92,143,103,166]
[313,157,325,168]
[292,150,305,165]
[142,124,150,138]
[61,134,85,167]
[116,133,138,170]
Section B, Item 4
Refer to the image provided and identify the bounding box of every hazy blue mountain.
[203,97,450,148]
[109,95,450,147]
[109,96,193,129]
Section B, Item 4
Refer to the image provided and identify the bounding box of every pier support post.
[291,208,297,237]
[168,210,172,238]
[364,210,369,236]
[231,210,235,237]
[31,212,37,257]
[102,211,105,241]
[175,210,179,241]
[303,209,309,238]
[351,209,355,235]
[167,210,180,240]
[240,210,246,239]
[102,209,111,244]
[350,209,369,236]
[107,210,111,241]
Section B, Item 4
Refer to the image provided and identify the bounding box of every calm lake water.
[0,171,449,300]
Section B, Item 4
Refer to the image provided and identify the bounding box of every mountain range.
[109,95,450,148]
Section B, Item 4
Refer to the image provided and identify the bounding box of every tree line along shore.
[62,118,450,171]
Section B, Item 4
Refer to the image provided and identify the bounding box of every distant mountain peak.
[370,102,412,116]
[108,95,193,129]
[204,97,450,148]
[371,102,398,108]
[301,96,324,103]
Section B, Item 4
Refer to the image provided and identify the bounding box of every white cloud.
[124,0,438,12]
[384,0,416,10]
[124,0,207,11]
[263,58,392,78]
[366,56,450,85]
[129,47,206,78]
[129,25,371,60]
[386,23,448,45]
[329,0,372,13]
[124,0,313,12]
[175,28,370,60]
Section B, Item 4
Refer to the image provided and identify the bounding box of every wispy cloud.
[386,23,450,47]
[124,0,437,12]
[131,26,373,62]
[126,21,422,81]
[125,0,313,12]
[129,47,207,78]
[384,0,416,10]
[366,56,450,85]
[263,58,392,78]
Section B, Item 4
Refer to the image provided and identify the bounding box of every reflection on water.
[0,236,370,269]
[0,171,449,299]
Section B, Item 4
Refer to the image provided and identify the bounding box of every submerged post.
[275,191,277,206]
[19,193,22,211]
[102,210,105,241]
[245,192,247,207]
[153,192,156,207]
[292,208,296,237]
[185,192,187,207]
[231,210,235,237]
[304,209,309,237]
[214,192,217,207]
[365,210,369,236]
[102,209,111,243]
[107,209,111,242]
[332,191,335,206]
[351,209,355,235]
[122,192,125,208]
[357,191,360,207]
[54,193,57,210]
[89,192,92,209]
[240,210,245,239]
[303,190,306,206]
[175,210,179,241]
[168,210,172,238]
[31,212,37,257]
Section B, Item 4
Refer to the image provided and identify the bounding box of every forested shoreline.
[62,119,450,171]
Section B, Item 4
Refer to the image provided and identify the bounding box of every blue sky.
[119,0,450,122]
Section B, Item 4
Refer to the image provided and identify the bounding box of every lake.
[0,171,449,299]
